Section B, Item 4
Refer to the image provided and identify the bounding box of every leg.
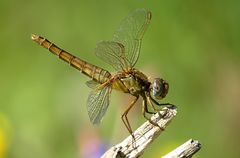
[147,96,158,113]
[149,96,175,108]
[142,97,161,128]
[121,96,139,137]
[144,98,155,114]
[149,96,176,119]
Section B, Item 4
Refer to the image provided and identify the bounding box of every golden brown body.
[31,34,151,96]
[31,34,111,84]
[31,9,171,138]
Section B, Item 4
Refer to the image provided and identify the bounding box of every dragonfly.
[31,8,171,137]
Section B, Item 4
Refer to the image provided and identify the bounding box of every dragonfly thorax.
[112,69,151,96]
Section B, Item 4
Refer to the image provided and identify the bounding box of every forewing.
[87,84,112,124]
[95,41,130,71]
[113,8,151,67]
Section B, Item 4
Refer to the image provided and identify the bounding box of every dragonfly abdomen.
[31,34,111,83]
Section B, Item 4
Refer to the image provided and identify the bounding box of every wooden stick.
[162,139,201,158]
[101,106,177,158]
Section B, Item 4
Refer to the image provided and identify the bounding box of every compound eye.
[152,78,163,98]
[151,78,169,99]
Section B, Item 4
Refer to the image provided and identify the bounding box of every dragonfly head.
[151,78,169,100]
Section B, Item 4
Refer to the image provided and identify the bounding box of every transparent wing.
[113,8,151,68]
[86,80,99,89]
[87,83,112,124]
[95,41,130,71]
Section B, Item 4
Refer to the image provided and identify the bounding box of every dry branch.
[101,106,177,158]
[162,139,201,158]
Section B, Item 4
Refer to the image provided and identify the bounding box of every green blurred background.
[0,0,240,157]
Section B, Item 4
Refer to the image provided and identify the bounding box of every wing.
[95,41,130,71]
[113,8,152,68]
[86,81,112,124]
[86,80,99,89]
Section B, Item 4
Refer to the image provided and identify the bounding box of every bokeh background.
[0,0,240,157]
